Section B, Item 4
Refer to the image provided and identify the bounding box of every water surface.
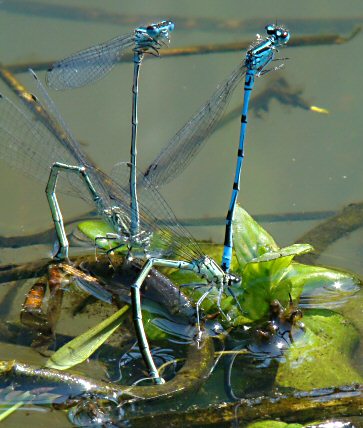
[0,1,362,426]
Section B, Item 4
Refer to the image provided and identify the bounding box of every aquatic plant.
[0,205,361,425]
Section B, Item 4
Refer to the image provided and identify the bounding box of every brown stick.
[295,201,363,265]
[3,28,361,75]
[125,384,363,427]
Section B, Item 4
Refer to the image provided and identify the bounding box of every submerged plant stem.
[0,207,337,252]
[125,384,363,427]
[0,255,215,406]
[296,201,363,264]
[0,332,214,403]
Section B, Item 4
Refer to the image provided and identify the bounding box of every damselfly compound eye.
[265,24,275,34]
[167,21,175,31]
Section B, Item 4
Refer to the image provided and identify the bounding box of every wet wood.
[2,28,360,75]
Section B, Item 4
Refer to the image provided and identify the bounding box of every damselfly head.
[104,206,124,230]
[203,257,241,286]
[228,273,241,286]
[146,20,175,39]
[195,256,224,283]
[111,207,122,224]
[265,24,290,45]
[163,20,175,32]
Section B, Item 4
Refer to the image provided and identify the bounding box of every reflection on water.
[0,0,363,426]
[0,0,363,249]
[300,272,361,309]
[0,255,361,426]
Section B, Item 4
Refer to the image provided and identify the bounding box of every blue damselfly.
[47,20,175,247]
[143,25,290,272]
[0,72,239,385]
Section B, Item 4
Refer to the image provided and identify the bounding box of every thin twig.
[296,201,363,264]
[125,384,363,427]
[3,28,361,75]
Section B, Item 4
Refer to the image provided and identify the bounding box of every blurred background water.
[0,0,362,272]
[0,2,363,427]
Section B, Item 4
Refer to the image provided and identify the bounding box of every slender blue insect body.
[46,20,175,241]
[130,52,142,237]
[221,24,290,272]
[13,24,290,384]
[143,25,289,192]
[130,21,174,237]
[141,24,289,272]
[0,71,239,385]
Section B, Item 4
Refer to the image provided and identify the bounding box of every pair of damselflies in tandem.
[46,20,290,272]
[0,22,290,384]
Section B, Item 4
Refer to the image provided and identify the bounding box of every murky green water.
[0,0,362,426]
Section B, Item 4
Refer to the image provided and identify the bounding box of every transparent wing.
[46,33,135,90]
[0,93,90,202]
[143,62,246,187]
[30,69,87,164]
[109,162,204,262]
[0,80,203,262]
[28,70,120,211]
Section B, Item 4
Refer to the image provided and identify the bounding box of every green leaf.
[246,422,303,428]
[78,220,114,239]
[141,300,171,341]
[46,304,130,370]
[230,207,317,322]
[0,391,32,422]
[78,220,175,256]
[281,263,361,305]
[77,220,129,252]
[0,400,25,422]
[233,205,279,270]
[77,210,360,331]
[237,245,313,321]
[143,316,168,341]
[239,254,295,321]
[251,244,313,262]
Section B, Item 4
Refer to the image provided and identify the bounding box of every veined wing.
[143,62,246,187]
[108,162,204,262]
[0,93,88,200]
[46,33,135,90]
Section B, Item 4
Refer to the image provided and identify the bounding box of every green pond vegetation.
[0,205,361,426]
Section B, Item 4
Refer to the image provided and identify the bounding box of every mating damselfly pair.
[0,21,290,384]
